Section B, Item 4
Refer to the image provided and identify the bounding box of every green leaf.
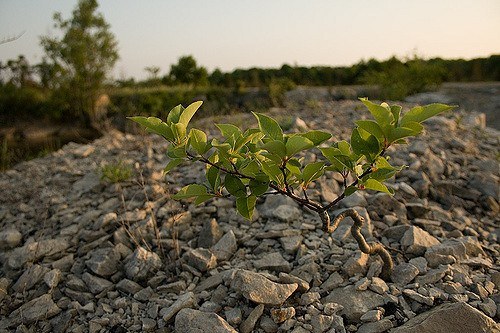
[224,174,247,197]
[189,128,208,154]
[400,103,455,126]
[390,105,402,126]
[240,160,261,176]
[355,120,385,140]
[167,104,184,124]
[363,179,391,194]
[128,116,174,140]
[388,121,423,143]
[164,158,184,174]
[236,195,257,220]
[261,140,287,158]
[285,158,302,177]
[344,186,357,196]
[179,101,203,126]
[337,140,352,156]
[286,135,314,157]
[172,123,187,141]
[249,174,269,196]
[350,128,380,158]
[253,112,283,141]
[320,147,353,171]
[172,184,209,199]
[302,162,325,185]
[216,123,242,139]
[359,98,394,131]
[300,130,332,146]
[167,144,187,158]
[194,194,215,205]
[260,160,283,185]
[206,165,221,191]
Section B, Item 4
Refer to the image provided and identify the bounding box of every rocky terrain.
[0,100,499,332]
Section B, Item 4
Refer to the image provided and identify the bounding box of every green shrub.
[130,99,455,280]
[100,161,133,183]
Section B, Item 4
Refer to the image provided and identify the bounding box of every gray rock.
[142,317,157,331]
[240,304,264,333]
[8,238,70,270]
[390,302,500,333]
[360,309,383,322]
[391,263,419,285]
[261,195,299,218]
[318,177,341,202]
[322,285,385,321]
[253,252,291,273]
[369,277,389,294]
[403,289,434,306]
[340,191,368,208]
[300,291,321,306]
[415,265,450,285]
[86,247,120,277]
[469,173,499,198]
[271,307,295,324]
[358,318,393,333]
[116,278,143,294]
[6,294,61,327]
[198,218,223,248]
[0,228,22,250]
[231,270,297,306]
[71,172,100,195]
[342,251,369,276]
[400,226,440,256]
[406,202,431,219]
[175,308,237,333]
[425,239,467,267]
[44,269,62,289]
[211,230,238,261]
[273,204,302,222]
[280,235,303,254]
[185,248,217,272]
[225,307,243,326]
[162,292,197,322]
[320,271,344,291]
[311,314,334,333]
[82,272,113,294]
[124,246,162,280]
[12,264,49,293]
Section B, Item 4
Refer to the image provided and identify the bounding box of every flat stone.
[225,307,243,326]
[0,228,22,250]
[7,294,61,326]
[185,248,217,272]
[403,289,434,306]
[320,271,344,292]
[322,285,385,321]
[391,263,420,285]
[415,265,450,285]
[401,226,440,256]
[273,205,302,222]
[357,318,393,333]
[311,314,334,333]
[425,239,467,267]
[175,308,237,333]
[280,235,303,254]
[162,292,196,322]
[211,230,238,261]
[198,218,223,248]
[82,272,113,294]
[340,191,367,208]
[231,270,297,306]
[342,251,369,276]
[44,269,62,289]
[8,238,70,270]
[116,278,143,294]
[253,252,291,273]
[240,304,264,333]
[390,302,500,333]
[369,277,389,294]
[271,307,296,324]
[12,264,49,293]
[124,246,162,281]
[86,247,120,277]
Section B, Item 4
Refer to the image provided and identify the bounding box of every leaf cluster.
[130,99,454,219]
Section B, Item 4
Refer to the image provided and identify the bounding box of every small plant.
[130,99,455,280]
[100,160,133,183]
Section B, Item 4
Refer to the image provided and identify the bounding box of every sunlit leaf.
[224,174,247,197]
[252,112,283,141]
[179,101,203,126]
[189,128,208,154]
[128,116,174,141]
[164,158,183,174]
[236,195,257,220]
[400,103,455,126]
[167,104,184,124]
[172,184,209,199]
[286,135,314,156]
[300,130,332,146]
[302,161,325,185]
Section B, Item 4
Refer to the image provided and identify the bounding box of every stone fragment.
[225,307,243,326]
[211,230,238,261]
[198,218,223,248]
[342,251,369,276]
[12,264,49,293]
[278,272,310,292]
[271,307,296,324]
[116,278,143,294]
[253,252,291,273]
[320,271,344,291]
[0,228,22,250]
[8,238,70,270]
[311,314,333,333]
[357,318,393,333]
[44,269,62,289]
[184,248,217,272]
[231,270,297,306]
[175,308,237,333]
[280,235,303,254]
[240,304,264,333]
[322,285,385,321]
[162,292,196,322]
[400,226,440,256]
[340,191,367,208]
[86,247,120,277]
[124,246,162,281]
[195,273,223,292]
[0,278,10,303]
[403,289,434,306]
[300,291,321,306]
[273,205,302,222]
[142,317,156,332]
[425,239,467,267]
[82,272,113,294]
[369,277,389,294]
[391,263,419,285]
[360,309,383,322]
[7,294,61,326]
[72,172,100,195]
[415,265,450,285]
[390,302,500,333]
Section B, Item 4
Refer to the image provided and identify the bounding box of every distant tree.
[144,66,161,86]
[169,55,208,86]
[40,0,118,127]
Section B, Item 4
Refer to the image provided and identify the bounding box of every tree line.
[1,0,499,128]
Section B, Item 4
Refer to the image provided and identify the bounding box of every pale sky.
[1,0,499,80]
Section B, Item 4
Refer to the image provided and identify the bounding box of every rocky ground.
[0,100,499,332]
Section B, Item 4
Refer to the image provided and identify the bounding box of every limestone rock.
[401,226,440,256]
[231,270,297,306]
[175,308,237,333]
[211,230,238,261]
[322,285,385,321]
[5,294,61,327]
[8,238,70,270]
[124,246,162,281]
[390,302,500,333]
[86,247,120,277]
[185,248,217,272]
[253,252,291,273]
[198,218,223,248]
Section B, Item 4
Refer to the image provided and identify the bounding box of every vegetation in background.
[100,161,133,183]
[39,0,118,128]
[130,99,455,280]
